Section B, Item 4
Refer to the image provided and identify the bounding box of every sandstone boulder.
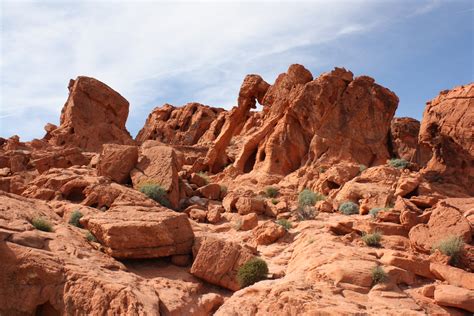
[131,143,181,209]
[190,237,256,291]
[235,196,266,215]
[253,221,286,245]
[97,144,138,183]
[47,76,134,151]
[197,183,221,200]
[81,209,194,259]
[433,285,474,313]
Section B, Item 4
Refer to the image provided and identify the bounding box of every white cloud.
[0,0,442,140]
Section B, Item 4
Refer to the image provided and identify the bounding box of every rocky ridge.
[1,64,473,315]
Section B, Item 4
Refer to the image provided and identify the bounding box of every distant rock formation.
[419,83,474,195]
[136,102,225,146]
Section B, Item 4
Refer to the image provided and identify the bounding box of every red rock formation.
[389,117,431,164]
[212,65,398,182]
[205,74,270,173]
[136,102,225,145]
[47,76,134,151]
[419,83,474,194]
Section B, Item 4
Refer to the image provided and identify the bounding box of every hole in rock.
[243,148,258,173]
[326,181,340,190]
[259,150,266,162]
[35,301,60,316]
[65,187,86,203]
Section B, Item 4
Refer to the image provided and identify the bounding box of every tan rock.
[235,196,266,215]
[81,209,194,259]
[97,144,138,183]
[207,207,222,224]
[253,221,286,245]
[239,213,258,231]
[197,183,221,200]
[430,263,474,290]
[190,237,256,291]
[189,208,207,222]
[434,284,474,313]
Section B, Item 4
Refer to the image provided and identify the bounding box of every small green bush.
[69,210,84,228]
[371,266,388,285]
[432,236,465,265]
[237,258,269,288]
[265,186,279,198]
[271,198,279,205]
[197,171,210,184]
[298,189,325,208]
[359,164,367,173]
[339,202,359,215]
[388,158,409,169]
[368,207,387,219]
[31,217,53,232]
[319,167,326,173]
[276,219,292,230]
[86,231,97,242]
[297,205,317,221]
[139,183,171,208]
[362,231,382,247]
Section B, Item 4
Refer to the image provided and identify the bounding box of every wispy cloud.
[0,0,445,140]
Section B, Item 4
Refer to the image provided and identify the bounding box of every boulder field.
[1,64,473,315]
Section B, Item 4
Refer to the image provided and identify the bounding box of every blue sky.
[1,0,473,140]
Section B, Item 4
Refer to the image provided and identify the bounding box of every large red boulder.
[47,76,134,152]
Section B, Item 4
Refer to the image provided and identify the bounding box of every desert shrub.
[220,185,228,195]
[234,219,243,231]
[271,198,279,205]
[298,189,325,208]
[369,207,386,219]
[276,219,292,230]
[69,210,84,228]
[86,231,97,242]
[237,257,269,288]
[197,171,210,184]
[362,231,382,247]
[319,167,326,173]
[432,236,465,265]
[297,205,317,221]
[139,183,171,208]
[388,158,409,169]
[371,266,388,285]
[31,217,53,232]
[339,202,359,215]
[265,186,279,198]
[359,164,367,173]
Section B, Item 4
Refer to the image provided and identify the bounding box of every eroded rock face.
[419,83,474,194]
[81,208,194,259]
[409,199,472,253]
[47,76,134,151]
[389,117,430,163]
[230,65,398,178]
[136,102,225,145]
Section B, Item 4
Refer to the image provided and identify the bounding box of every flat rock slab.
[82,210,194,259]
